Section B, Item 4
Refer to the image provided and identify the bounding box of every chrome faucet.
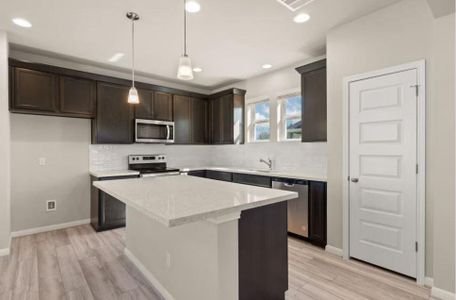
[259,158,273,170]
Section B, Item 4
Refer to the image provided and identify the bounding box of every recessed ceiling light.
[108,53,125,62]
[293,13,310,23]
[262,64,272,69]
[193,67,202,73]
[185,1,201,13]
[12,18,32,28]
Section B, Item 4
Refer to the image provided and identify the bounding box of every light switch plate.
[39,157,47,166]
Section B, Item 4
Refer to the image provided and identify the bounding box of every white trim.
[342,60,426,284]
[325,245,343,257]
[206,212,241,224]
[424,277,434,288]
[124,248,175,300]
[431,287,456,300]
[11,218,90,237]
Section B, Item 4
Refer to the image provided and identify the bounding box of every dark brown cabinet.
[209,88,245,144]
[191,97,207,144]
[308,181,327,247]
[173,95,192,144]
[296,59,327,142]
[154,91,173,121]
[92,82,134,144]
[90,174,139,232]
[135,89,154,119]
[59,76,96,117]
[11,67,58,113]
[233,173,271,188]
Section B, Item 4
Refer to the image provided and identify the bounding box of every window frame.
[246,97,271,143]
[277,89,302,142]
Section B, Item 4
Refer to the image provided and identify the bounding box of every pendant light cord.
[131,17,135,87]
[184,0,187,56]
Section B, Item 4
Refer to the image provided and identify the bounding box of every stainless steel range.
[128,154,180,178]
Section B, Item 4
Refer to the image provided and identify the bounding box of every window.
[279,94,302,141]
[247,100,270,142]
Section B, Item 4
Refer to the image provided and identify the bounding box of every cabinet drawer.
[188,170,207,178]
[233,173,271,188]
[206,170,232,182]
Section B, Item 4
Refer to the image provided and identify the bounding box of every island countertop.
[93,175,297,227]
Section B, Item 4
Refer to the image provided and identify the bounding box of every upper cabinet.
[59,76,96,118]
[154,91,173,121]
[92,82,134,144]
[173,95,208,144]
[209,88,246,144]
[296,59,327,142]
[11,67,58,113]
[10,61,96,118]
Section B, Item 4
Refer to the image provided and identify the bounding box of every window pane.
[255,101,270,121]
[285,96,302,116]
[286,118,302,140]
[255,123,270,141]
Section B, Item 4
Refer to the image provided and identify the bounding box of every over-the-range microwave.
[135,119,175,143]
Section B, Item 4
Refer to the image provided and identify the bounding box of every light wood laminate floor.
[0,225,433,300]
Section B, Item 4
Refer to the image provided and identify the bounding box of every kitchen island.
[94,175,297,300]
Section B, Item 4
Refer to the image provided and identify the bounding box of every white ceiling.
[0,0,400,89]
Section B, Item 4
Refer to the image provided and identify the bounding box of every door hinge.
[415,242,418,252]
[411,85,419,97]
[347,176,350,181]
[416,164,419,174]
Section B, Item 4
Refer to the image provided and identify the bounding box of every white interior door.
[349,69,418,278]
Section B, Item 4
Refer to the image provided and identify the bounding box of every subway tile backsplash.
[89,142,327,177]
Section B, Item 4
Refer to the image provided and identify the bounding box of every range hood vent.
[276,0,315,11]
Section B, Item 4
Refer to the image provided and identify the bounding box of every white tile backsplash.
[90,142,327,178]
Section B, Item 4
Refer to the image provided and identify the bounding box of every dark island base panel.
[239,201,288,300]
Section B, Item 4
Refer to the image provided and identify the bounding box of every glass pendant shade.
[177,55,194,80]
[128,86,139,104]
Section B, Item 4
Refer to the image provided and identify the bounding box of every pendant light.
[177,0,194,80]
[127,12,140,104]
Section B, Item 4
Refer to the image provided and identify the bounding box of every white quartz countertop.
[180,166,327,182]
[90,169,140,178]
[93,175,297,227]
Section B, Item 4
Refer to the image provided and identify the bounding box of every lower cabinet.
[188,169,327,248]
[308,181,327,247]
[90,175,139,231]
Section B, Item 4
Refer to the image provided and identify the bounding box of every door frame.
[342,60,426,284]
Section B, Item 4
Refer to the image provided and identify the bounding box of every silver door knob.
[351,178,359,183]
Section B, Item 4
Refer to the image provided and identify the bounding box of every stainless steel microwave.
[135,119,175,143]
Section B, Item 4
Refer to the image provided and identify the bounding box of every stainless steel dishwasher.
[272,177,309,238]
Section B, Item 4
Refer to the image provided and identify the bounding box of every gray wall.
[10,114,91,231]
[326,0,454,292]
[0,31,11,251]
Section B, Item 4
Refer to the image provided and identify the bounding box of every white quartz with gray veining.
[93,175,297,227]
[181,166,327,182]
[89,169,140,178]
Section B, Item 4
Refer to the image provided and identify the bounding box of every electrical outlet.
[46,200,56,212]
[166,252,171,268]
[39,157,47,166]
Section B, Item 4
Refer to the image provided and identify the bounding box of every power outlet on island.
[166,252,172,268]
[46,200,56,212]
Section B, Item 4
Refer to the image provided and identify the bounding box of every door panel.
[154,91,173,121]
[59,76,96,117]
[349,69,417,278]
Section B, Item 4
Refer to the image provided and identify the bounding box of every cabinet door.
[12,68,57,112]
[232,173,271,188]
[94,82,134,144]
[210,98,222,144]
[298,60,327,142]
[220,94,234,144]
[191,98,207,144]
[59,76,96,117]
[308,181,327,247]
[154,91,173,121]
[135,89,154,119]
[173,95,191,144]
[206,170,232,182]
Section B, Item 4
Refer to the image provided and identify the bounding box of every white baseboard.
[424,277,434,288]
[124,248,175,300]
[0,235,12,256]
[431,286,455,300]
[325,245,343,257]
[11,218,91,238]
